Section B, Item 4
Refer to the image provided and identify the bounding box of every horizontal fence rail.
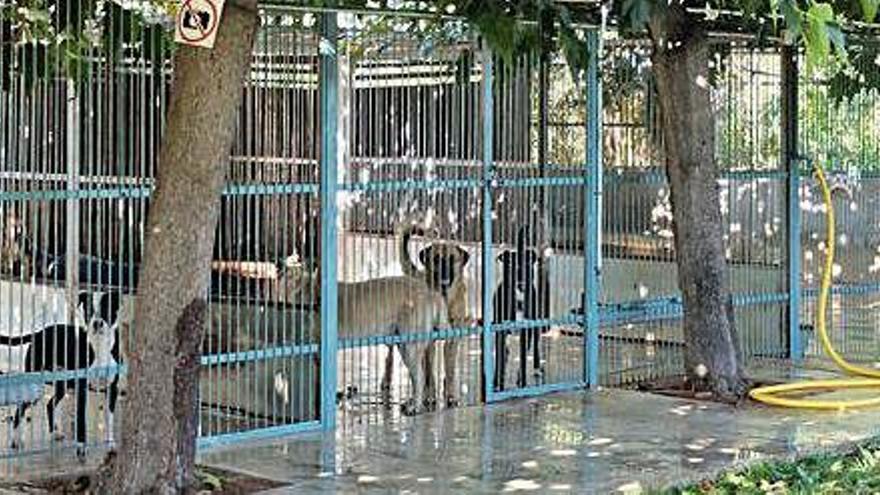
[1,4,879,470]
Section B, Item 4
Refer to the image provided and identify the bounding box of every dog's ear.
[497,251,513,264]
[456,246,470,267]
[524,248,540,266]
[103,291,122,324]
[77,291,93,316]
[76,290,101,323]
[418,245,434,269]
[274,260,288,277]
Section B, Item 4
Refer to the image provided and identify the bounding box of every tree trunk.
[101,1,259,492]
[648,6,748,401]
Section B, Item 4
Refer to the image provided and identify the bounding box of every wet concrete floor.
[201,384,880,494]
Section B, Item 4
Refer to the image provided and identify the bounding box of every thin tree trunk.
[100,1,260,492]
[648,6,748,401]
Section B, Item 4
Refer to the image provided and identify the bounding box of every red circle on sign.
[178,0,218,44]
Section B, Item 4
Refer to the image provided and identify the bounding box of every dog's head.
[2,211,23,242]
[273,255,318,305]
[497,248,539,292]
[1,212,30,276]
[78,291,123,336]
[418,243,469,296]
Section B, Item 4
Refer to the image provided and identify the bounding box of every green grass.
[661,439,880,494]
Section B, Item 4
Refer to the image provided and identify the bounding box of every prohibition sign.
[177,0,219,45]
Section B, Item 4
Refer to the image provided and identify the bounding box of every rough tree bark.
[648,5,748,401]
[100,1,260,492]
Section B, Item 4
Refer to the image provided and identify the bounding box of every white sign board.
[174,0,225,49]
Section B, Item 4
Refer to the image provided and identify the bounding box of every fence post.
[781,44,801,362]
[66,80,81,323]
[584,29,602,387]
[319,12,339,432]
[481,46,495,403]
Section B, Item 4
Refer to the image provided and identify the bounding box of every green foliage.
[614,0,870,73]
[861,0,880,21]
[660,439,880,494]
[828,41,880,102]
[439,0,589,79]
[1,0,168,91]
[620,0,653,34]
[803,2,846,70]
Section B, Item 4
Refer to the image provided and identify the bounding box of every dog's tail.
[399,224,425,278]
[0,334,35,346]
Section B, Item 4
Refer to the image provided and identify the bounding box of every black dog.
[493,227,548,391]
[0,291,122,457]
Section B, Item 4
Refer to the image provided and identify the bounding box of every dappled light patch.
[503,478,542,492]
[617,481,643,494]
[670,405,694,416]
[587,437,614,446]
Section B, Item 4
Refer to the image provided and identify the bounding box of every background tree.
[613,0,877,399]
[98,0,260,491]
[3,0,259,491]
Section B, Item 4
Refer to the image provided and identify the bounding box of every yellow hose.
[748,164,880,410]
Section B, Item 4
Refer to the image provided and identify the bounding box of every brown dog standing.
[394,226,471,407]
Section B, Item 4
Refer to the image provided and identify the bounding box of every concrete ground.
[2,366,879,493]
[200,384,880,494]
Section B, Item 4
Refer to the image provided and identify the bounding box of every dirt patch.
[0,466,285,494]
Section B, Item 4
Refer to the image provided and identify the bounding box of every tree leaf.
[621,0,652,33]
[860,0,879,22]
[803,2,843,68]
[769,0,780,28]
[826,22,845,56]
[780,0,803,38]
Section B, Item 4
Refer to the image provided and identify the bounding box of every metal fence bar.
[319,12,339,432]
[481,47,495,403]
[781,46,802,362]
[787,162,802,360]
[584,29,602,387]
[197,421,322,451]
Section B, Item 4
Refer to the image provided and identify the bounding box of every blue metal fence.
[1,4,880,469]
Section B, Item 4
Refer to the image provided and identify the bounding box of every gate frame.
[319,11,340,433]
[482,28,604,403]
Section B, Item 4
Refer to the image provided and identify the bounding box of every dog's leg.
[106,376,120,443]
[517,329,528,388]
[423,341,437,409]
[380,345,394,407]
[398,342,427,416]
[532,327,544,384]
[74,378,87,460]
[10,402,31,450]
[494,331,506,391]
[443,338,460,407]
[46,382,67,441]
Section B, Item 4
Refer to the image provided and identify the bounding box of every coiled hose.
[749,164,880,409]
